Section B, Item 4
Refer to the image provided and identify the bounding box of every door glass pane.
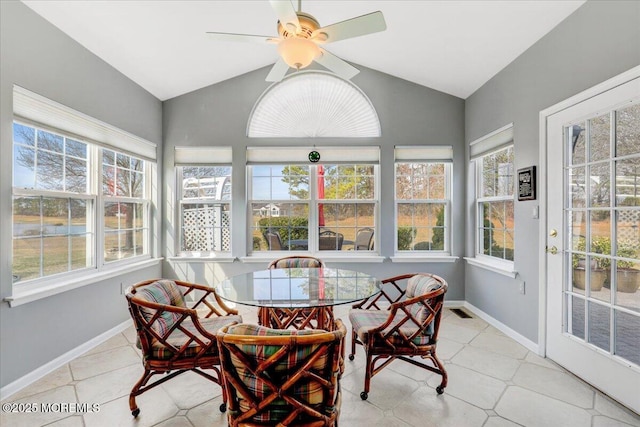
[589,114,610,162]
[588,302,610,351]
[569,166,586,208]
[615,158,640,206]
[568,295,585,339]
[570,122,586,165]
[589,163,610,207]
[616,103,640,158]
[615,260,640,312]
[615,310,640,366]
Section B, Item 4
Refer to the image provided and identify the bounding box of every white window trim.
[465,255,517,278]
[175,162,233,257]
[10,88,160,302]
[393,147,453,257]
[246,158,380,257]
[470,129,515,267]
[4,257,162,307]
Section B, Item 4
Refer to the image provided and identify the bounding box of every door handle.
[550,229,558,237]
[546,245,558,255]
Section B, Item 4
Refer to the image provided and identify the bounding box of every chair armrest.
[352,273,413,310]
[175,280,239,316]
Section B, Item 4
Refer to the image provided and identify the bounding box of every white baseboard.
[0,320,131,401]
[444,300,465,308]
[461,302,539,354]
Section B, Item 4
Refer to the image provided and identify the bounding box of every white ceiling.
[22,0,585,101]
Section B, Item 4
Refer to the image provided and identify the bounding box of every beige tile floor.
[2,305,639,427]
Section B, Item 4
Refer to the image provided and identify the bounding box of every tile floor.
[2,305,639,427]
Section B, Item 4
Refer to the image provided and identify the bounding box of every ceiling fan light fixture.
[278,37,320,69]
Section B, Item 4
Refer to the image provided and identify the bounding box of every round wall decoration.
[308,150,320,162]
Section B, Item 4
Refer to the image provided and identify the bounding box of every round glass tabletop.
[215,267,381,309]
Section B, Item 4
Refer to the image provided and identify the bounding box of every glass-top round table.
[214,267,381,330]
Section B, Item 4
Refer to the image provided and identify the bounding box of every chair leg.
[348,327,357,361]
[431,351,448,394]
[360,351,373,400]
[129,368,154,417]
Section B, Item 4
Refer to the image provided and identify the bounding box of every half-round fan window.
[247,71,381,138]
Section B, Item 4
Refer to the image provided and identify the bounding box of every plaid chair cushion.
[271,258,323,268]
[142,315,242,360]
[225,323,331,422]
[349,309,433,346]
[136,280,186,336]
[406,275,443,324]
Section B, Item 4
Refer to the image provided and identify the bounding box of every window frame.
[393,161,452,256]
[474,144,516,268]
[246,162,380,258]
[11,120,155,292]
[176,165,233,256]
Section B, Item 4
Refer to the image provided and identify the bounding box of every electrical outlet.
[519,282,526,294]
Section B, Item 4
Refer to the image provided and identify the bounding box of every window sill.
[391,255,459,263]
[464,257,517,278]
[240,255,386,264]
[4,258,163,307]
[168,255,236,263]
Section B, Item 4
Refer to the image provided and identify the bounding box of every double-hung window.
[394,146,453,254]
[247,147,379,254]
[470,124,515,266]
[175,147,232,255]
[11,86,156,289]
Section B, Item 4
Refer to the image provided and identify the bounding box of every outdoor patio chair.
[353,227,374,250]
[319,229,344,250]
[125,279,243,417]
[348,273,448,400]
[217,320,346,426]
[263,256,327,330]
[265,230,288,250]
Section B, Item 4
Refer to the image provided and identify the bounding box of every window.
[175,147,232,255]
[470,124,515,263]
[394,146,453,254]
[477,146,515,260]
[11,85,157,292]
[12,122,152,284]
[247,147,379,254]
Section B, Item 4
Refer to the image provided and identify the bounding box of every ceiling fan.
[207,0,386,82]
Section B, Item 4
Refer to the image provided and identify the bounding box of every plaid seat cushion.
[272,258,322,268]
[349,309,433,346]
[225,323,332,423]
[144,315,242,360]
[136,280,186,336]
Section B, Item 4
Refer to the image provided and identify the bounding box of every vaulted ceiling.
[23,0,585,101]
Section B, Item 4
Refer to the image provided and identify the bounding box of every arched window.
[247,71,381,138]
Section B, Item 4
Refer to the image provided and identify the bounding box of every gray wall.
[162,65,466,299]
[464,0,640,342]
[0,1,163,387]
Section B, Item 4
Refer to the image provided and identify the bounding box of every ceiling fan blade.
[206,32,278,44]
[270,0,300,33]
[266,58,290,82]
[315,48,359,80]
[312,11,386,44]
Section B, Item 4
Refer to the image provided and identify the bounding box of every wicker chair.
[217,320,346,426]
[125,279,243,417]
[262,256,329,330]
[267,255,325,269]
[348,273,448,400]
